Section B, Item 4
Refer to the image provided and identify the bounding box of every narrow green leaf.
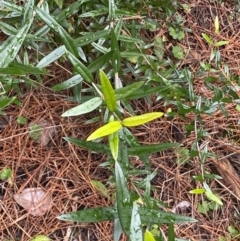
[109,129,119,161]
[80,8,108,17]
[109,0,116,20]
[139,208,197,224]
[58,207,117,222]
[0,23,31,68]
[154,36,164,61]
[128,143,180,155]
[0,20,18,36]
[115,81,144,100]
[0,97,16,110]
[74,30,110,47]
[214,41,229,47]
[64,137,110,154]
[88,51,112,73]
[58,26,79,57]
[99,69,117,111]
[9,62,48,74]
[144,230,156,241]
[114,18,123,39]
[122,127,150,169]
[168,223,175,241]
[189,189,205,194]
[54,0,63,8]
[118,35,144,43]
[205,191,223,205]
[0,67,25,75]
[130,202,143,241]
[111,28,120,72]
[35,6,60,31]
[57,205,197,224]
[126,85,170,100]
[115,161,131,235]
[87,121,122,141]
[23,0,34,25]
[202,33,214,45]
[66,51,93,83]
[56,0,89,22]
[51,74,83,91]
[122,112,164,127]
[114,218,122,241]
[36,45,66,68]
[61,97,102,117]
[1,1,22,13]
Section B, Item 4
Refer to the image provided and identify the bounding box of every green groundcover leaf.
[115,81,145,100]
[128,142,180,155]
[36,45,66,68]
[87,121,122,141]
[61,97,102,117]
[115,161,131,235]
[130,202,142,241]
[0,97,16,110]
[109,130,119,161]
[66,51,94,83]
[51,74,83,91]
[99,69,116,112]
[57,206,197,224]
[0,23,31,68]
[64,137,110,154]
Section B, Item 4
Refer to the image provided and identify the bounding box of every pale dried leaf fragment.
[171,200,191,213]
[14,188,52,216]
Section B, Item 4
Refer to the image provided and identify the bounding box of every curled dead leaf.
[171,200,191,213]
[14,188,52,216]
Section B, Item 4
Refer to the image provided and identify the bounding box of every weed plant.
[1,0,239,240]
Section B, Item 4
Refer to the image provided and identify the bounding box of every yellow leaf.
[122,112,164,127]
[144,230,156,241]
[214,16,219,34]
[87,121,122,141]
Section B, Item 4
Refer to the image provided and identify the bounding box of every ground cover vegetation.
[0,0,240,240]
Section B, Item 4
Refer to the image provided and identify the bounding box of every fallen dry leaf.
[172,200,191,213]
[14,188,52,216]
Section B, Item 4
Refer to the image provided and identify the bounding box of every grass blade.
[111,28,120,72]
[0,22,32,68]
[88,51,112,73]
[74,30,110,47]
[115,81,145,100]
[51,74,83,91]
[128,143,180,155]
[58,26,79,57]
[36,46,66,68]
[109,0,116,20]
[66,51,94,83]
